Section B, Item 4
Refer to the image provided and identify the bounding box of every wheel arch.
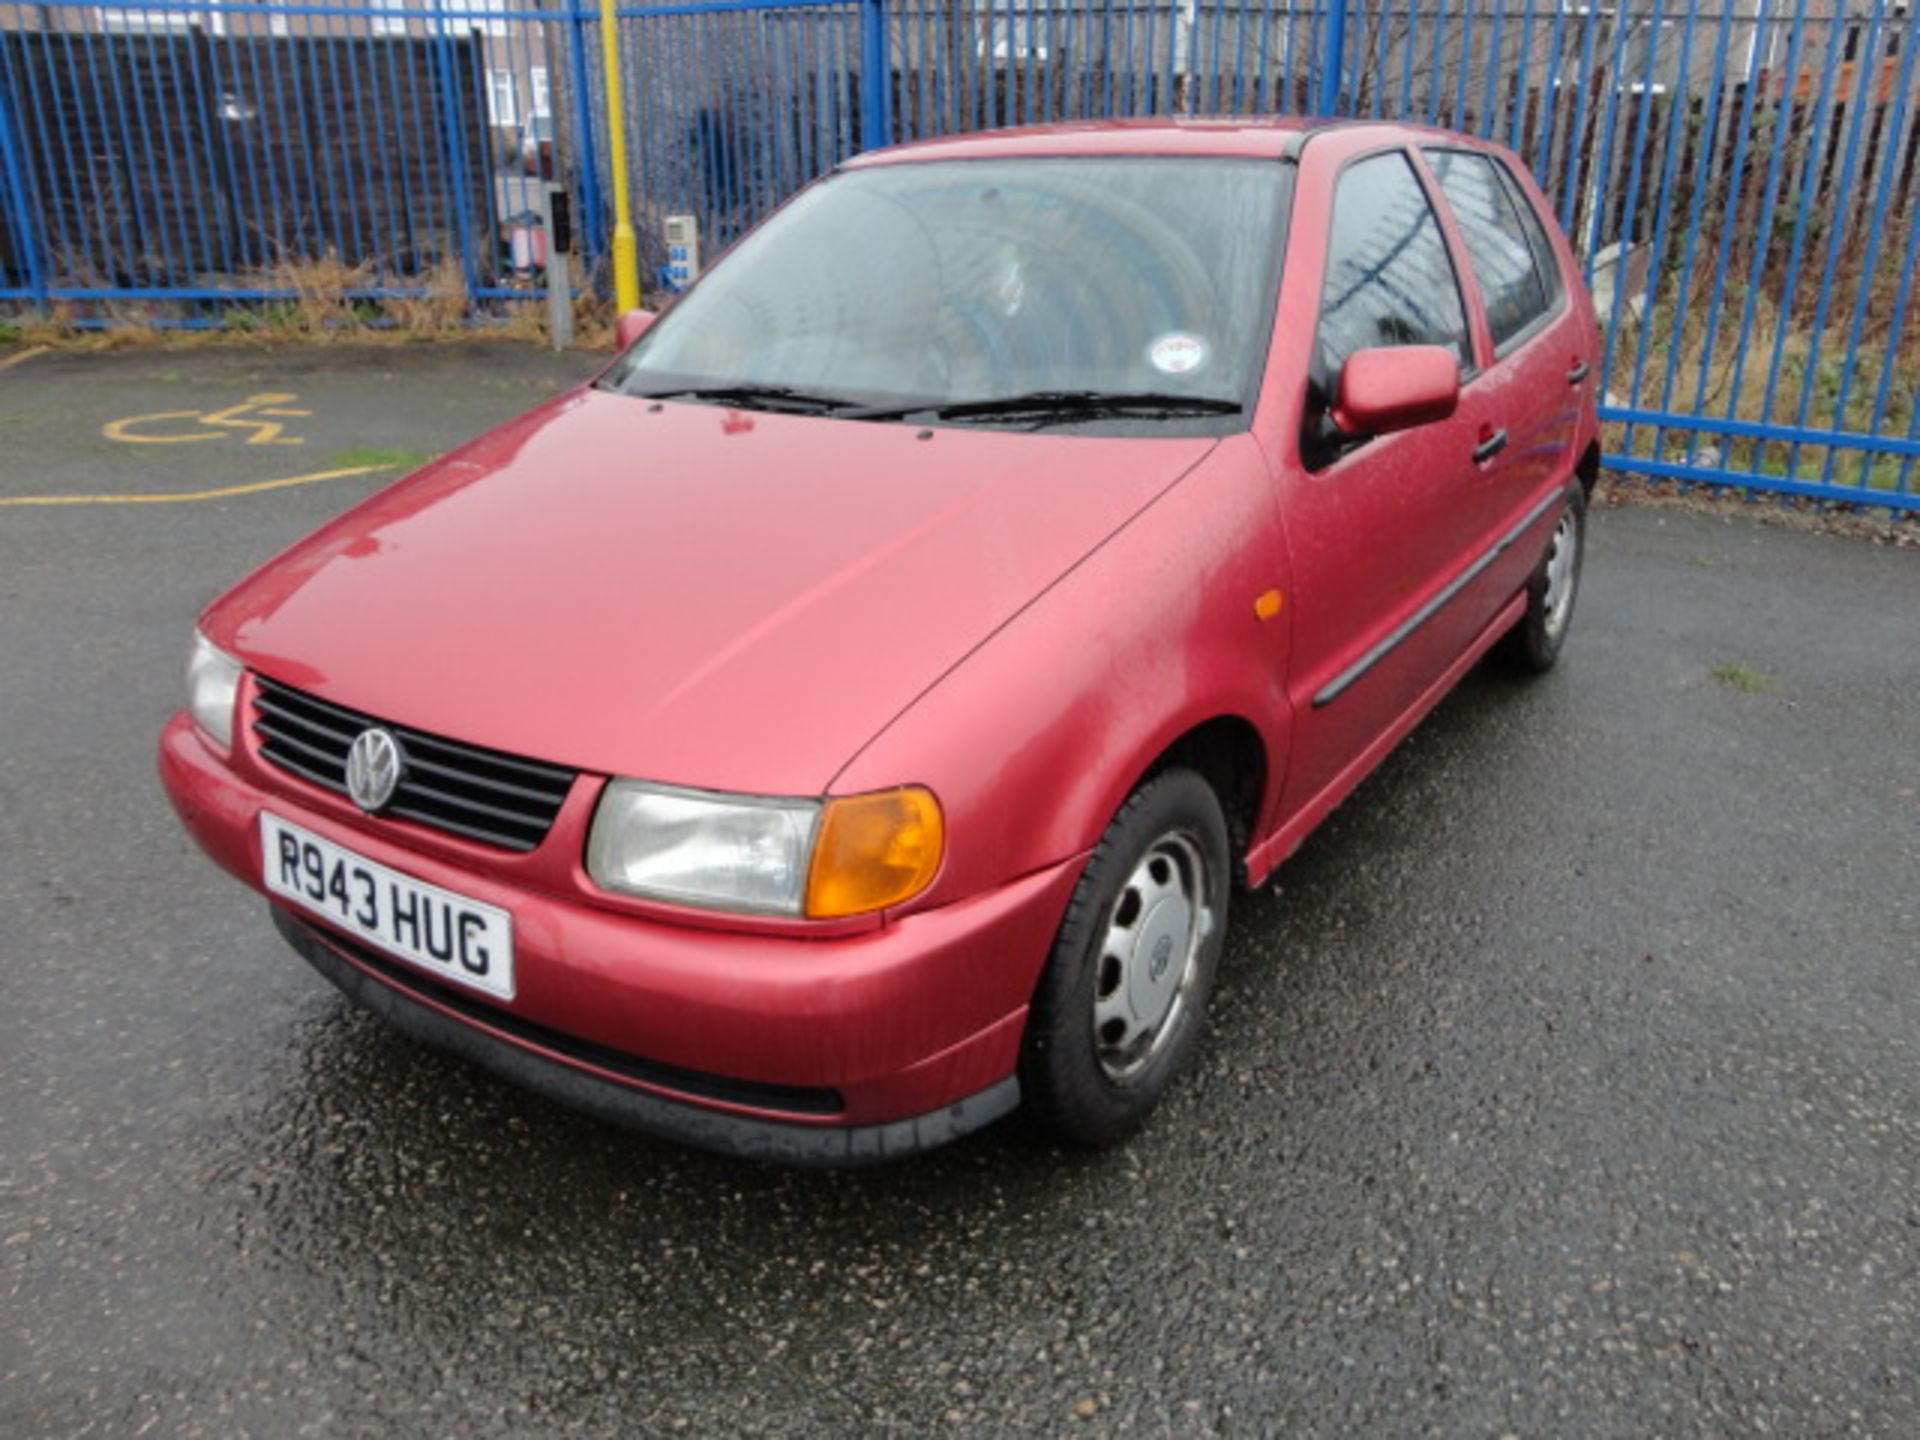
[1136,714,1270,889]
[1577,438,1601,495]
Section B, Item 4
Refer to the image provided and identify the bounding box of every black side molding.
[1313,484,1569,708]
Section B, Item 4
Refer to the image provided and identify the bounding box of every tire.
[1020,767,1232,1146]
[1500,484,1586,674]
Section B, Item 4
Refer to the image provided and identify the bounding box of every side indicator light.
[1254,589,1285,621]
[805,787,945,918]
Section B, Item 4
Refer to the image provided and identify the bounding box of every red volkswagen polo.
[160,119,1600,1162]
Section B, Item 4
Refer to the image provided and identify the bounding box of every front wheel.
[1020,767,1231,1146]
[1500,485,1586,674]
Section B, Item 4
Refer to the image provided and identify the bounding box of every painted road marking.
[103,392,312,446]
[0,462,394,508]
[0,345,51,373]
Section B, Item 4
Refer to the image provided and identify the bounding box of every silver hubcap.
[1542,509,1579,640]
[1092,831,1214,1081]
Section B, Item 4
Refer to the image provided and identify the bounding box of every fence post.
[429,4,482,312]
[858,0,891,151]
[1317,0,1347,117]
[0,72,48,313]
[566,6,606,271]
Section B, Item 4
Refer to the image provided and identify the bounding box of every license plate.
[260,813,515,1001]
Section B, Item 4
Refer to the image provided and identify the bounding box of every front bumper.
[159,713,1082,1161]
[274,907,1022,1163]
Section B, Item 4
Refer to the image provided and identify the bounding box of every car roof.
[843,117,1475,167]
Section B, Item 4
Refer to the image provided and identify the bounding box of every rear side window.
[1426,149,1555,353]
[1316,151,1470,380]
[1496,161,1565,311]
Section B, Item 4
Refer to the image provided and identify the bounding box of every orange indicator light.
[805,787,945,918]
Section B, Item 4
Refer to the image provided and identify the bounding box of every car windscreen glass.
[600,157,1291,422]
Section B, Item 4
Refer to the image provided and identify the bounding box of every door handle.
[1472,428,1509,464]
[1566,360,1590,385]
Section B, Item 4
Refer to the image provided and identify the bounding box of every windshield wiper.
[851,390,1244,426]
[622,385,1244,426]
[628,383,872,416]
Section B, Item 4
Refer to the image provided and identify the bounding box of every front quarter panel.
[832,434,1293,916]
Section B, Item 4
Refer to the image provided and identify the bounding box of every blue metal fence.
[610,0,867,261]
[0,0,578,314]
[2,0,1916,509]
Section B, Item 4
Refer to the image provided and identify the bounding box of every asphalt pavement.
[3,343,1917,1437]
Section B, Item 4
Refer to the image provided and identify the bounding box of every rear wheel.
[1501,485,1586,673]
[1020,767,1231,1145]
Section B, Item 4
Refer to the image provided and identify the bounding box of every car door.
[1272,146,1490,822]
[1419,145,1589,630]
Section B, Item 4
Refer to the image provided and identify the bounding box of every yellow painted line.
[0,462,394,508]
[0,345,51,373]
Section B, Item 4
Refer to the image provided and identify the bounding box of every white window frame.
[431,0,510,39]
[976,0,1054,61]
[369,0,412,38]
[487,68,519,126]
[95,6,225,35]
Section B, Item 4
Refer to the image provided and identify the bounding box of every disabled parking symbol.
[103,392,311,446]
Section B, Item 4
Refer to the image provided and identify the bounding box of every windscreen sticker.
[1147,332,1209,376]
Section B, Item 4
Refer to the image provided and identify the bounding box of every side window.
[1495,160,1565,311]
[1426,149,1554,353]
[1316,151,1471,383]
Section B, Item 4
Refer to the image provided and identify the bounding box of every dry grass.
[288,251,378,334]
[372,257,470,336]
[2,249,619,354]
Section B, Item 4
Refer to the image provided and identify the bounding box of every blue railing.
[2,0,1916,510]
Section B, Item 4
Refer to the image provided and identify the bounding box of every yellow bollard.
[599,0,640,315]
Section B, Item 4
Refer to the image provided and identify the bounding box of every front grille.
[252,677,577,853]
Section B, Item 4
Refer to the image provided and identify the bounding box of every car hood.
[205,388,1219,793]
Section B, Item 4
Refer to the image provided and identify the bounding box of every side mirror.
[614,309,658,349]
[1332,345,1460,436]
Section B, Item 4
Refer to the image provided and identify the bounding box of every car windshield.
[600,157,1291,424]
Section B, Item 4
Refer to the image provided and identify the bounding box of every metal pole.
[859,0,891,151]
[430,2,481,309]
[1317,0,1347,116]
[547,249,574,350]
[0,76,47,313]
[599,0,640,312]
[566,6,605,266]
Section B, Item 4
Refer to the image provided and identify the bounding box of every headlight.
[586,781,943,919]
[186,631,244,748]
[587,782,821,915]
